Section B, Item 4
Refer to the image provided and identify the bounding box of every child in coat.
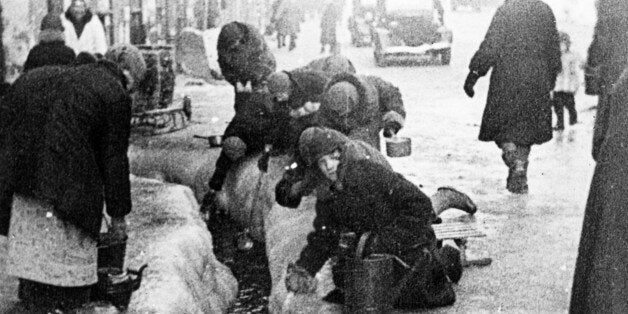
[553,31,582,130]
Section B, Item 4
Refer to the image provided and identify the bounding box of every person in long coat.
[569,66,628,313]
[320,1,342,53]
[279,127,461,309]
[586,0,628,160]
[463,0,561,194]
[23,14,76,72]
[272,0,302,50]
[0,44,144,312]
[60,0,108,56]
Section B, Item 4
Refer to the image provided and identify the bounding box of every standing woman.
[0,44,145,312]
[23,13,76,72]
[463,0,561,194]
[320,0,341,54]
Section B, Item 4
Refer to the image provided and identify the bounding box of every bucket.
[386,137,411,158]
[344,253,395,313]
[98,232,127,270]
[93,265,147,310]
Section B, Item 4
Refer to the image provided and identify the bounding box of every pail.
[344,253,395,313]
[386,137,411,157]
[98,232,127,270]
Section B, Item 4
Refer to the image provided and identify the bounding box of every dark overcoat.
[320,2,341,45]
[587,0,628,159]
[217,21,276,89]
[0,62,132,238]
[569,68,628,314]
[23,40,76,72]
[469,0,561,146]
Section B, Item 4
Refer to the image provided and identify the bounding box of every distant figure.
[272,0,302,51]
[23,13,76,72]
[320,0,342,54]
[585,0,628,160]
[463,0,561,194]
[552,31,581,130]
[61,0,108,55]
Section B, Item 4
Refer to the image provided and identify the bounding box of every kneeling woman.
[278,127,461,309]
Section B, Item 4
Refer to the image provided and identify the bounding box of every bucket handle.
[354,232,372,262]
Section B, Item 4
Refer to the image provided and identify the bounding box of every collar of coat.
[65,9,94,39]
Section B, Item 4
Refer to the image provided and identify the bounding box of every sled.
[432,222,492,267]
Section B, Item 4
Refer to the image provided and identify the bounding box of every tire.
[441,49,451,65]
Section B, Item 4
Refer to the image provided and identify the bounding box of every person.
[217,21,276,96]
[320,0,341,54]
[569,65,628,313]
[552,31,581,131]
[272,0,301,51]
[0,43,145,312]
[301,54,357,76]
[60,0,108,56]
[23,13,76,72]
[463,0,561,194]
[586,0,628,160]
[279,127,463,309]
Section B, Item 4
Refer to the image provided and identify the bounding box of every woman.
[279,127,461,309]
[23,13,76,72]
[0,44,145,312]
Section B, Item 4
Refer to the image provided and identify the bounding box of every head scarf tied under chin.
[298,127,349,167]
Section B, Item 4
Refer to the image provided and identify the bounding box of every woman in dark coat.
[0,44,144,312]
[569,67,628,313]
[463,0,561,194]
[23,13,76,72]
[280,127,460,309]
[586,0,628,160]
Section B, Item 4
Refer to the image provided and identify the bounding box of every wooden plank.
[432,222,486,240]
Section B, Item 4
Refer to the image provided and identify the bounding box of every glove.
[258,152,270,172]
[383,121,402,138]
[285,263,317,294]
[463,71,480,98]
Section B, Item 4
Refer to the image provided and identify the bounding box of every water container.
[344,253,395,313]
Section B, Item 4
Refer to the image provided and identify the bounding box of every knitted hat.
[223,136,247,161]
[104,44,147,87]
[298,127,348,166]
[267,72,292,96]
[40,14,64,31]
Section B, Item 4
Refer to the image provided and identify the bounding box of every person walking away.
[273,0,302,51]
[279,127,462,308]
[61,0,108,56]
[585,0,628,160]
[463,0,561,194]
[552,31,581,130]
[23,13,76,72]
[320,0,342,54]
[0,44,145,313]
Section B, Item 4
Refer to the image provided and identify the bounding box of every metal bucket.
[386,137,412,158]
[98,232,127,270]
[344,254,395,313]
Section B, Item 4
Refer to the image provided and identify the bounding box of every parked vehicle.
[372,0,452,66]
[348,0,378,46]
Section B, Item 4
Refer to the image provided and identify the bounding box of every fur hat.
[323,81,358,118]
[104,44,147,87]
[223,136,247,161]
[41,14,64,31]
[298,127,348,166]
[267,72,292,96]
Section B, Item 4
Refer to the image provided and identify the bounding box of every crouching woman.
[277,127,460,309]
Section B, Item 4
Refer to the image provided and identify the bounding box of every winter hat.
[105,44,147,87]
[323,81,358,118]
[222,136,247,161]
[41,14,64,31]
[558,31,571,46]
[298,127,348,166]
[267,72,292,97]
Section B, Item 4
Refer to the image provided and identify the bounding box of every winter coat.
[61,9,108,55]
[569,67,628,314]
[301,55,357,76]
[217,21,277,90]
[469,0,561,146]
[273,0,301,36]
[23,32,75,72]
[587,0,628,160]
[0,61,132,238]
[554,50,581,94]
[320,2,341,45]
[320,73,406,150]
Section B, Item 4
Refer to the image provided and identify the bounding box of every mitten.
[383,120,402,138]
[463,71,480,98]
[285,263,317,294]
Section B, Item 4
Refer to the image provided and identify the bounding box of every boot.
[507,160,528,194]
[431,187,477,216]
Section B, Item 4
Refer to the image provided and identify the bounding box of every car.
[348,0,379,47]
[372,0,452,66]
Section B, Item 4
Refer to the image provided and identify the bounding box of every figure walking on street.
[320,0,342,54]
[463,0,561,194]
[552,31,581,131]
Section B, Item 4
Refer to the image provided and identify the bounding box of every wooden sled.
[432,222,492,267]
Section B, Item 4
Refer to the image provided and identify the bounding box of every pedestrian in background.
[320,0,342,54]
[0,44,145,313]
[463,0,561,194]
[61,0,108,56]
[552,31,581,131]
[585,0,628,161]
[23,13,76,72]
[272,0,302,51]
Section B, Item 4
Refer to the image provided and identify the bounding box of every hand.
[463,71,480,98]
[109,216,127,243]
[285,263,317,294]
[383,121,402,138]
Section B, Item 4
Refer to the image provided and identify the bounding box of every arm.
[469,7,506,76]
[369,76,406,135]
[295,205,338,276]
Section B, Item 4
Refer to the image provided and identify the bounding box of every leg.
[552,93,564,130]
[510,145,530,194]
[565,93,578,125]
[289,33,297,51]
[500,142,522,193]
